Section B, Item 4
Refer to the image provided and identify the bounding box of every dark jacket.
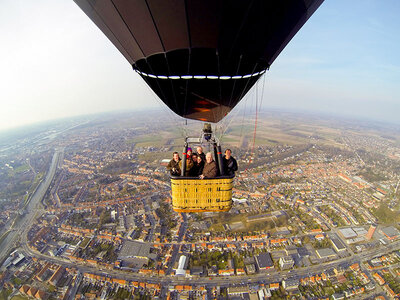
[167,158,181,176]
[223,156,238,176]
[190,160,204,177]
[202,161,217,178]
[197,152,206,162]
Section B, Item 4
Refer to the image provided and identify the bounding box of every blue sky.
[0,0,399,131]
[265,0,400,122]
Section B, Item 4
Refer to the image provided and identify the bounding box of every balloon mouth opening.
[133,69,267,80]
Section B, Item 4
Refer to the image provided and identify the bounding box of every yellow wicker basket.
[171,177,234,212]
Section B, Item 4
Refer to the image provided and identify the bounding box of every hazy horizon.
[2,105,399,141]
[1,0,400,131]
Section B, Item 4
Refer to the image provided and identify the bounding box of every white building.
[175,255,187,276]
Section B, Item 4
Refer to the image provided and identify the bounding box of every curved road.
[5,148,400,289]
[20,236,400,288]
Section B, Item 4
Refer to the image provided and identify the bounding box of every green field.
[120,110,400,153]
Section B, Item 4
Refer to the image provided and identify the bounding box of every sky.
[0,0,400,131]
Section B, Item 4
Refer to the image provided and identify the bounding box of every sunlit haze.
[1,0,400,131]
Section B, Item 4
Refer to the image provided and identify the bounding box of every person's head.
[173,152,180,162]
[197,156,203,164]
[225,149,232,159]
[192,153,198,163]
[187,147,192,156]
[206,152,213,163]
[197,146,203,154]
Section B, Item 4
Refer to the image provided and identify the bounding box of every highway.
[0,149,62,263]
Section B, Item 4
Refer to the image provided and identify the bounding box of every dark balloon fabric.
[75,0,323,123]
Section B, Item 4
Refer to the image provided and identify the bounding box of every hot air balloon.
[74,0,324,212]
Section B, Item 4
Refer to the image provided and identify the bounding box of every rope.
[217,59,259,146]
[258,69,268,119]
[249,71,267,165]
[217,100,243,141]
[134,64,185,139]
[215,53,243,139]
[239,90,249,143]
[219,68,267,145]
[249,81,259,164]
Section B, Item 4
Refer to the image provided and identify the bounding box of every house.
[373,272,385,285]
[269,283,279,291]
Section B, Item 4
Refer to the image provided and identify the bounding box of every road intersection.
[3,148,400,292]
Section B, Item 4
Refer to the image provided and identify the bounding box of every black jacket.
[197,152,206,162]
[190,160,204,177]
[223,156,238,176]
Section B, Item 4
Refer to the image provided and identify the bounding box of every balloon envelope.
[75,0,324,123]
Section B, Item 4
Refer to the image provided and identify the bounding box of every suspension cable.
[249,71,267,165]
[218,68,268,148]
[134,66,185,138]
[250,81,259,164]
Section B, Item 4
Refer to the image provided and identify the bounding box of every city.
[2,0,400,298]
[1,111,400,299]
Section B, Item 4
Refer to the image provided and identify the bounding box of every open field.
[113,109,400,158]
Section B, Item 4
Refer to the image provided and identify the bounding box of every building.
[160,159,170,166]
[269,283,279,291]
[190,266,204,276]
[330,238,346,252]
[380,226,400,241]
[282,279,299,290]
[48,266,64,286]
[366,224,377,240]
[12,253,26,267]
[245,263,256,274]
[118,241,156,260]
[279,256,294,270]
[175,255,187,276]
[353,227,368,236]
[373,272,385,285]
[316,248,336,260]
[384,284,397,299]
[255,253,274,272]
[338,227,366,244]
[338,228,357,240]
[332,293,345,300]
[227,286,249,296]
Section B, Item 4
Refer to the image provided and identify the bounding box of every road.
[6,147,400,290]
[0,149,62,263]
[19,235,400,289]
[67,271,82,300]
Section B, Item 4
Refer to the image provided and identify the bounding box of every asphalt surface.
[20,238,400,288]
[0,149,61,263]
[5,147,400,290]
